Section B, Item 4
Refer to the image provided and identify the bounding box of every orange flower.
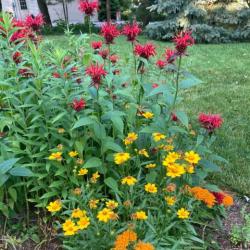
[222,194,234,207]
[113,230,137,250]
[134,241,155,250]
[190,186,216,208]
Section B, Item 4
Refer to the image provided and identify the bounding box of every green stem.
[173,56,182,107]
[132,42,137,75]
[88,16,92,36]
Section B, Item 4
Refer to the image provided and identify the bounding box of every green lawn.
[45,35,250,195]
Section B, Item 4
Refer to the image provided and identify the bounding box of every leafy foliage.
[146,0,250,43]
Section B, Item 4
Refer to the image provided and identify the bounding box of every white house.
[0,0,98,25]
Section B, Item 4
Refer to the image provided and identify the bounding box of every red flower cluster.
[91,41,102,50]
[13,51,22,64]
[72,98,86,112]
[79,0,99,16]
[156,59,166,69]
[85,63,107,88]
[198,113,223,133]
[25,14,44,31]
[152,83,159,89]
[212,192,234,207]
[52,72,61,78]
[100,22,120,44]
[109,54,119,64]
[99,48,109,59]
[18,68,34,78]
[134,43,156,60]
[165,48,176,64]
[173,31,194,56]
[122,22,141,42]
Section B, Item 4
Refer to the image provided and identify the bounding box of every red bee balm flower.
[156,59,166,69]
[85,63,107,88]
[72,98,86,112]
[173,31,194,56]
[52,72,61,78]
[198,113,223,133]
[79,0,99,16]
[13,51,22,64]
[134,43,156,60]
[25,14,44,31]
[91,41,102,50]
[99,49,109,60]
[100,22,120,44]
[152,83,159,89]
[109,54,119,64]
[122,22,141,42]
[165,49,176,64]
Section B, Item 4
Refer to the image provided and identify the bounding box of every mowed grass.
[45,35,250,195]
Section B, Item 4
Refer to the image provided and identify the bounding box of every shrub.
[0,12,233,248]
[145,0,250,43]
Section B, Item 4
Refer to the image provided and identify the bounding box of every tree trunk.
[37,0,52,25]
[106,0,111,22]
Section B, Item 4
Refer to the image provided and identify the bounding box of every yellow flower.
[106,200,119,210]
[152,132,166,142]
[69,151,78,158]
[97,208,114,223]
[177,208,190,219]
[114,152,131,165]
[166,163,186,178]
[124,132,138,146]
[46,200,62,213]
[162,152,181,166]
[162,145,174,151]
[78,168,88,176]
[58,128,65,134]
[71,208,86,218]
[144,183,157,193]
[134,241,155,250]
[165,196,176,206]
[142,112,154,119]
[48,152,62,161]
[62,219,78,236]
[184,151,201,164]
[185,165,195,174]
[121,176,137,186]
[133,211,148,220]
[77,216,90,230]
[90,171,100,183]
[89,199,99,209]
[145,163,156,169]
[138,149,149,158]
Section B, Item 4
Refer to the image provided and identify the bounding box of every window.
[19,0,27,10]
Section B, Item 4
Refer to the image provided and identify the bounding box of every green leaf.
[9,167,34,177]
[0,158,19,174]
[0,174,9,187]
[104,177,120,194]
[203,184,221,192]
[179,76,202,89]
[72,117,94,129]
[8,187,17,202]
[103,141,123,153]
[146,171,157,183]
[111,116,124,134]
[40,191,58,199]
[83,157,102,169]
[200,159,221,172]
[51,112,67,124]
[175,111,189,128]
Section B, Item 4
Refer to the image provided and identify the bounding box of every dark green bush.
[145,0,250,43]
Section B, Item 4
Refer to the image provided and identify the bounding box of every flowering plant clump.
[0,12,233,249]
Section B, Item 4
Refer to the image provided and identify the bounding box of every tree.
[146,0,250,42]
[37,0,52,25]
